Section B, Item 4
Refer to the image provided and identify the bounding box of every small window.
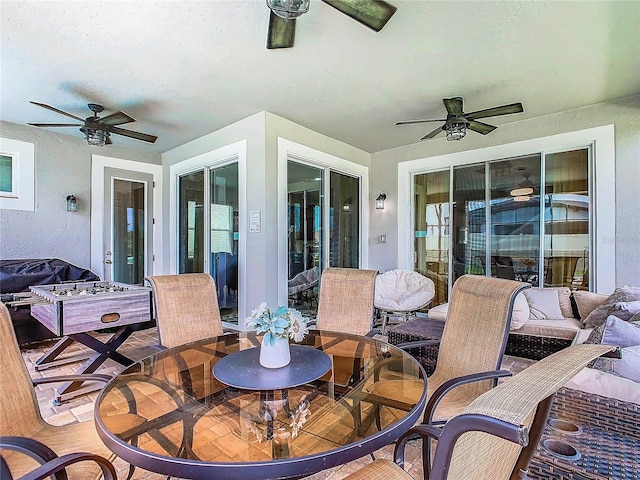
[0,138,35,211]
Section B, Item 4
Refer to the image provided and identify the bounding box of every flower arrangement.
[245,303,310,346]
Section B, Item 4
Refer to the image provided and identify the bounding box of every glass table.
[95,330,427,480]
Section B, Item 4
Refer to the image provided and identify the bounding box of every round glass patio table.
[95,330,428,480]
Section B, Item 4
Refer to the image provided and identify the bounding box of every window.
[0,138,35,211]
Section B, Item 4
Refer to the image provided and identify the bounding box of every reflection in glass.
[210,164,239,317]
[113,179,145,284]
[544,149,589,290]
[329,171,359,268]
[452,164,485,287]
[178,171,204,273]
[490,155,541,284]
[288,162,323,310]
[414,170,450,305]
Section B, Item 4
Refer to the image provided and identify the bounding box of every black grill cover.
[0,258,100,294]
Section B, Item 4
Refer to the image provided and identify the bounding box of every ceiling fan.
[266,0,397,49]
[27,101,158,146]
[396,97,524,141]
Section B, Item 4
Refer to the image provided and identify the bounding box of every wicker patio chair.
[146,273,224,348]
[0,303,117,480]
[314,267,379,336]
[341,344,615,480]
[365,275,529,426]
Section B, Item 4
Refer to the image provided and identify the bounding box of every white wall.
[369,95,640,289]
[0,121,161,271]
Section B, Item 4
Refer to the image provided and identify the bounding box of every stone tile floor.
[20,327,534,480]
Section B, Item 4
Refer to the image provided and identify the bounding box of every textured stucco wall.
[369,95,640,288]
[0,121,161,271]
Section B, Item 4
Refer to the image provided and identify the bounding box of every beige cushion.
[510,317,582,340]
[583,286,640,328]
[427,303,448,321]
[573,290,609,320]
[549,286,574,318]
[523,288,564,320]
[565,367,640,403]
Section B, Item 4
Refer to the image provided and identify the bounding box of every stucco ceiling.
[1,1,639,154]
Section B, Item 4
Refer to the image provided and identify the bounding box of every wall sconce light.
[376,193,387,210]
[66,194,78,212]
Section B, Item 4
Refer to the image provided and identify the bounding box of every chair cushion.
[565,367,640,403]
[510,317,582,340]
[583,286,640,328]
[427,303,448,321]
[523,288,564,320]
[573,290,609,320]
[374,269,435,311]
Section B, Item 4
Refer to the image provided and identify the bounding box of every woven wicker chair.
[341,344,615,480]
[314,267,379,336]
[146,273,224,348]
[0,303,117,480]
[365,275,529,427]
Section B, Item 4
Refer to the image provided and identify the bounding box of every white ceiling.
[1,1,639,154]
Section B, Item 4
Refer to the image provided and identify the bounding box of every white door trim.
[91,155,163,280]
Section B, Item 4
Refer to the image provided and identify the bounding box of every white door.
[102,168,154,284]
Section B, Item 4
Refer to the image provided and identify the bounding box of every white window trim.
[277,137,370,306]
[168,140,247,325]
[398,125,615,294]
[0,138,35,211]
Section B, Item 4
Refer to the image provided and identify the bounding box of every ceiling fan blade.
[107,126,157,143]
[395,118,446,126]
[98,111,135,126]
[466,102,524,120]
[467,120,497,135]
[27,123,82,127]
[267,11,296,49]
[30,101,85,122]
[420,125,444,140]
[443,97,464,115]
[321,0,397,32]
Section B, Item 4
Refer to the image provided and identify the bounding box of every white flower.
[246,303,309,344]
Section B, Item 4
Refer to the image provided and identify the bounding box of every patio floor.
[20,326,534,480]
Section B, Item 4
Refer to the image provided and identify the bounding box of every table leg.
[34,336,91,371]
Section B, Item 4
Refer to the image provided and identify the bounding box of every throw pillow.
[583,286,640,328]
[523,288,563,320]
[549,286,574,319]
[611,300,640,320]
[510,292,530,330]
[584,315,640,348]
[591,345,640,383]
[574,291,609,320]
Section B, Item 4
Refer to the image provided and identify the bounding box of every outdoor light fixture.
[80,126,108,147]
[66,195,78,212]
[376,193,387,210]
[266,0,310,20]
[445,121,467,141]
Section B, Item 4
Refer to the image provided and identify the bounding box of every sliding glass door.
[414,148,590,305]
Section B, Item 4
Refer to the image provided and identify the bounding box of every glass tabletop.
[95,330,427,480]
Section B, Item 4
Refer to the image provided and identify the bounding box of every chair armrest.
[395,338,441,350]
[424,369,513,424]
[32,374,112,387]
[392,424,443,469]
[0,436,117,480]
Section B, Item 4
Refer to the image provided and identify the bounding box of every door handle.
[105,260,113,264]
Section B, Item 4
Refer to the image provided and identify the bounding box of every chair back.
[315,268,377,336]
[0,303,45,437]
[438,344,614,480]
[430,275,529,409]
[146,273,223,348]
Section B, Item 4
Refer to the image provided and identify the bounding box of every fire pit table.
[29,281,153,403]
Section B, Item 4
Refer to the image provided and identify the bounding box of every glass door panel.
[414,170,450,306]
[210,164,239,318]
[452,164,486,285]
[489,155,541,284]
[329,171,359,268]
[178,171,205,273]
[288,162,323,310]
[112,179,145,284]
[544,149,589,290]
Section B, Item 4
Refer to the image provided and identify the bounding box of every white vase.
[260,336,291,368]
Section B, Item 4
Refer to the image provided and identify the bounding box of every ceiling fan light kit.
[510,174,534,197]
[266,0,310,20]
[396,96,524,142]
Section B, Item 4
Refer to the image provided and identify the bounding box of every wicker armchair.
[0,303,116,480]
[342,344,615,480]
[145,273,224,348]
[314,267,379,336]
[365,275,529,427]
